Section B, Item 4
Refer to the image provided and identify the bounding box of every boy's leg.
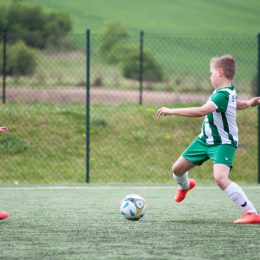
[172,156,196,202]
[172,139,209,202]
[172,155,196,186]
[214,164,260,224]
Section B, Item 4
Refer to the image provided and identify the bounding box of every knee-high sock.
[173,172,189,190]
[224,182,257,214]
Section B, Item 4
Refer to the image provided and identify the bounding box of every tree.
[99,21,129,63]
[121,45,164,82]
[0,2,72,49]
[0,41,37,76]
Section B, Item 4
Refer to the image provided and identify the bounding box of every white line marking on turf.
[0,186,260,190]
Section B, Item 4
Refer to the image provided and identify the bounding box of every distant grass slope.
[19,0,260,35]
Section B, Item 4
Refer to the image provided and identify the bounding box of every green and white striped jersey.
[198,86,238,147]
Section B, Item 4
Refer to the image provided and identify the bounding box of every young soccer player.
[156,54,260,224]
[0,126,9,220]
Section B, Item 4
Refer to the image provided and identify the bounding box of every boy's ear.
[218,68,224,77]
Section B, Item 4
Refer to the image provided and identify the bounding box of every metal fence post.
[139,30,144,105]
[86,29,90,183]
[2,29,7,104]
[257,33,260,183]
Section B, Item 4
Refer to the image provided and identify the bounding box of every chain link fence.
[0,32,87,184]
[0,31,259,183]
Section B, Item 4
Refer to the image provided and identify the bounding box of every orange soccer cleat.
[175,179,196,202]
[233,212,260,224]
[0,211,9,220]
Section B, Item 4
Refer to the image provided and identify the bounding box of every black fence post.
[139,30,144,105]
[86,29,90,183]
[2,29,6,104]
[257,33,260,183]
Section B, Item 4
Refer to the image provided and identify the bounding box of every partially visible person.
[0,126,9,220]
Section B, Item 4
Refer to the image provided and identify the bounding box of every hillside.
[14,0,260,35]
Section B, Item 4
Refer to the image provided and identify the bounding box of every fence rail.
[0,30,259,184]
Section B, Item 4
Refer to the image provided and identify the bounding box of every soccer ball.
[120,194,147,220]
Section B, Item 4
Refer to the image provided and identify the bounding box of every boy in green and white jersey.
[157,54,260,224]
[199,85,238,147]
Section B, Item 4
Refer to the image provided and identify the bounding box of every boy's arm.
[156,102,216,118]
[237,97,260,110]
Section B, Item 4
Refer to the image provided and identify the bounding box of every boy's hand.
[0,126,8,135]
[250,97,260,107]
[156,107,173,118]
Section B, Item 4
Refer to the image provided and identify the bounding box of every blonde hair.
[210,54,236,80]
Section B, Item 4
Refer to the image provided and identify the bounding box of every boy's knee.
[172,164,176,173]
[172,164,181,176]
[213,164,231,187]
[214,172,226,186]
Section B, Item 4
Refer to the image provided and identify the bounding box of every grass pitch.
[1,184,260,259]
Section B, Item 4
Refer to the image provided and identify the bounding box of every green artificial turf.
[1,184,260,259]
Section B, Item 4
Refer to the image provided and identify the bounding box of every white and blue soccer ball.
[120,194,147,220]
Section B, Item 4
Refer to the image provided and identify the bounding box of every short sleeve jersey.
[198,85,238,147]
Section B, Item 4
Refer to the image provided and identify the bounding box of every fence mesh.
[0,32,86,184]
[0,31,258,183]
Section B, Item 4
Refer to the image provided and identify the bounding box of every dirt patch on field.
[5,87,252,105]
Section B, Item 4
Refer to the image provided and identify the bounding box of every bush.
[0,2,72,49]
[105,41,134,65]
[121,45,164,82]
[0,40,37,76]
[98,21,163,82]
[99,21,129,63]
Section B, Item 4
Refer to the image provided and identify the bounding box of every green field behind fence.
[21,0,260,35]
[90,103,258,183]
[1,0,258,91]
[0,103,258,184]
[0,32,258,184]
[0,0,260,184]
[6,0,258,92]
[90,35,257,93]
[1,35,257,94]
